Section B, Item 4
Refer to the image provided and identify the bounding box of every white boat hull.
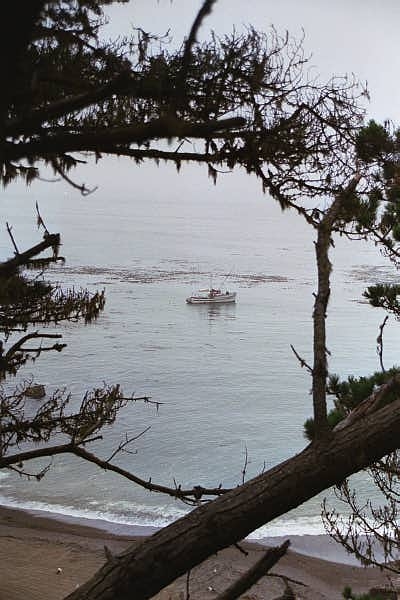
[186,291,236,304]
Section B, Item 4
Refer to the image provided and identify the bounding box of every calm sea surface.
[1,159,399,538]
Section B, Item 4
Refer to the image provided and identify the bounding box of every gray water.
[1,158,399,538]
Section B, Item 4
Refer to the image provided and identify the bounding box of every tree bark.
[311,174,361,436]
[312,221,331,435]
[65,396,400,600]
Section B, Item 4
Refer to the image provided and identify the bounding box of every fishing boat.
[186,287,237,304]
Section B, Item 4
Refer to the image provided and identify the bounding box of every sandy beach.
[0,504,397,600]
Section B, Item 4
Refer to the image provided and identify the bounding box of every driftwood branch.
[215,540,290,600]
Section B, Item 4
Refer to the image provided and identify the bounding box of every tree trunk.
[65,396,400,600]
[312,221,331,435]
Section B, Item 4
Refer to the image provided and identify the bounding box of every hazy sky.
[105,0,400,122]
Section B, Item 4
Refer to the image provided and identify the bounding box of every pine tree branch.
[0,233,60,276]
[5,116,247,162]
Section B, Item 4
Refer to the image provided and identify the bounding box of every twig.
[35,201,50,235]
[268,572,307,588]
[242,446,248,485]
[7,459,52,481]
[6,222,20,255]
[51,158,97,196]
[377,315,389,373]
[105,427,151,463]
[290,344,313,374]
[178,0,217,93]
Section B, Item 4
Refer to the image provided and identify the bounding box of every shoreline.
[0,504,397,599]
[0,501,368,565]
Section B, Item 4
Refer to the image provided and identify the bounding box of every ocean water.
[1,158,399,539]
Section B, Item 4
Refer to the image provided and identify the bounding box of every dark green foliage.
[354,188,381,230]
[304,368,400,440]
[343,587,389,600]
[354,119,400,256]
[327,369,400,411]
[364,284,400,317]
[0,273,51,306]
[356,120,394,163]
[0,273,105,336]
[355,119,400,255]
[0,382,129,452]
[0,269,105,378]
[0,213,106,377]
[303,408,343,441]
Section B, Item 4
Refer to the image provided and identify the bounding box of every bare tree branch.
[178,0,217,93]
[290,344,313,374]
[0,233,61,276]
[6,223,20,255]
[377,315,389,373]
[0,437,230,502]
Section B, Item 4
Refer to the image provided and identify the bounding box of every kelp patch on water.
[347,264,398,285]
[45,265,293,287]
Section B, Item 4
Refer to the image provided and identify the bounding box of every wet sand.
[0,505,397,599]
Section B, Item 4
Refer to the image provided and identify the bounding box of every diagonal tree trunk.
[65,396,400,600]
